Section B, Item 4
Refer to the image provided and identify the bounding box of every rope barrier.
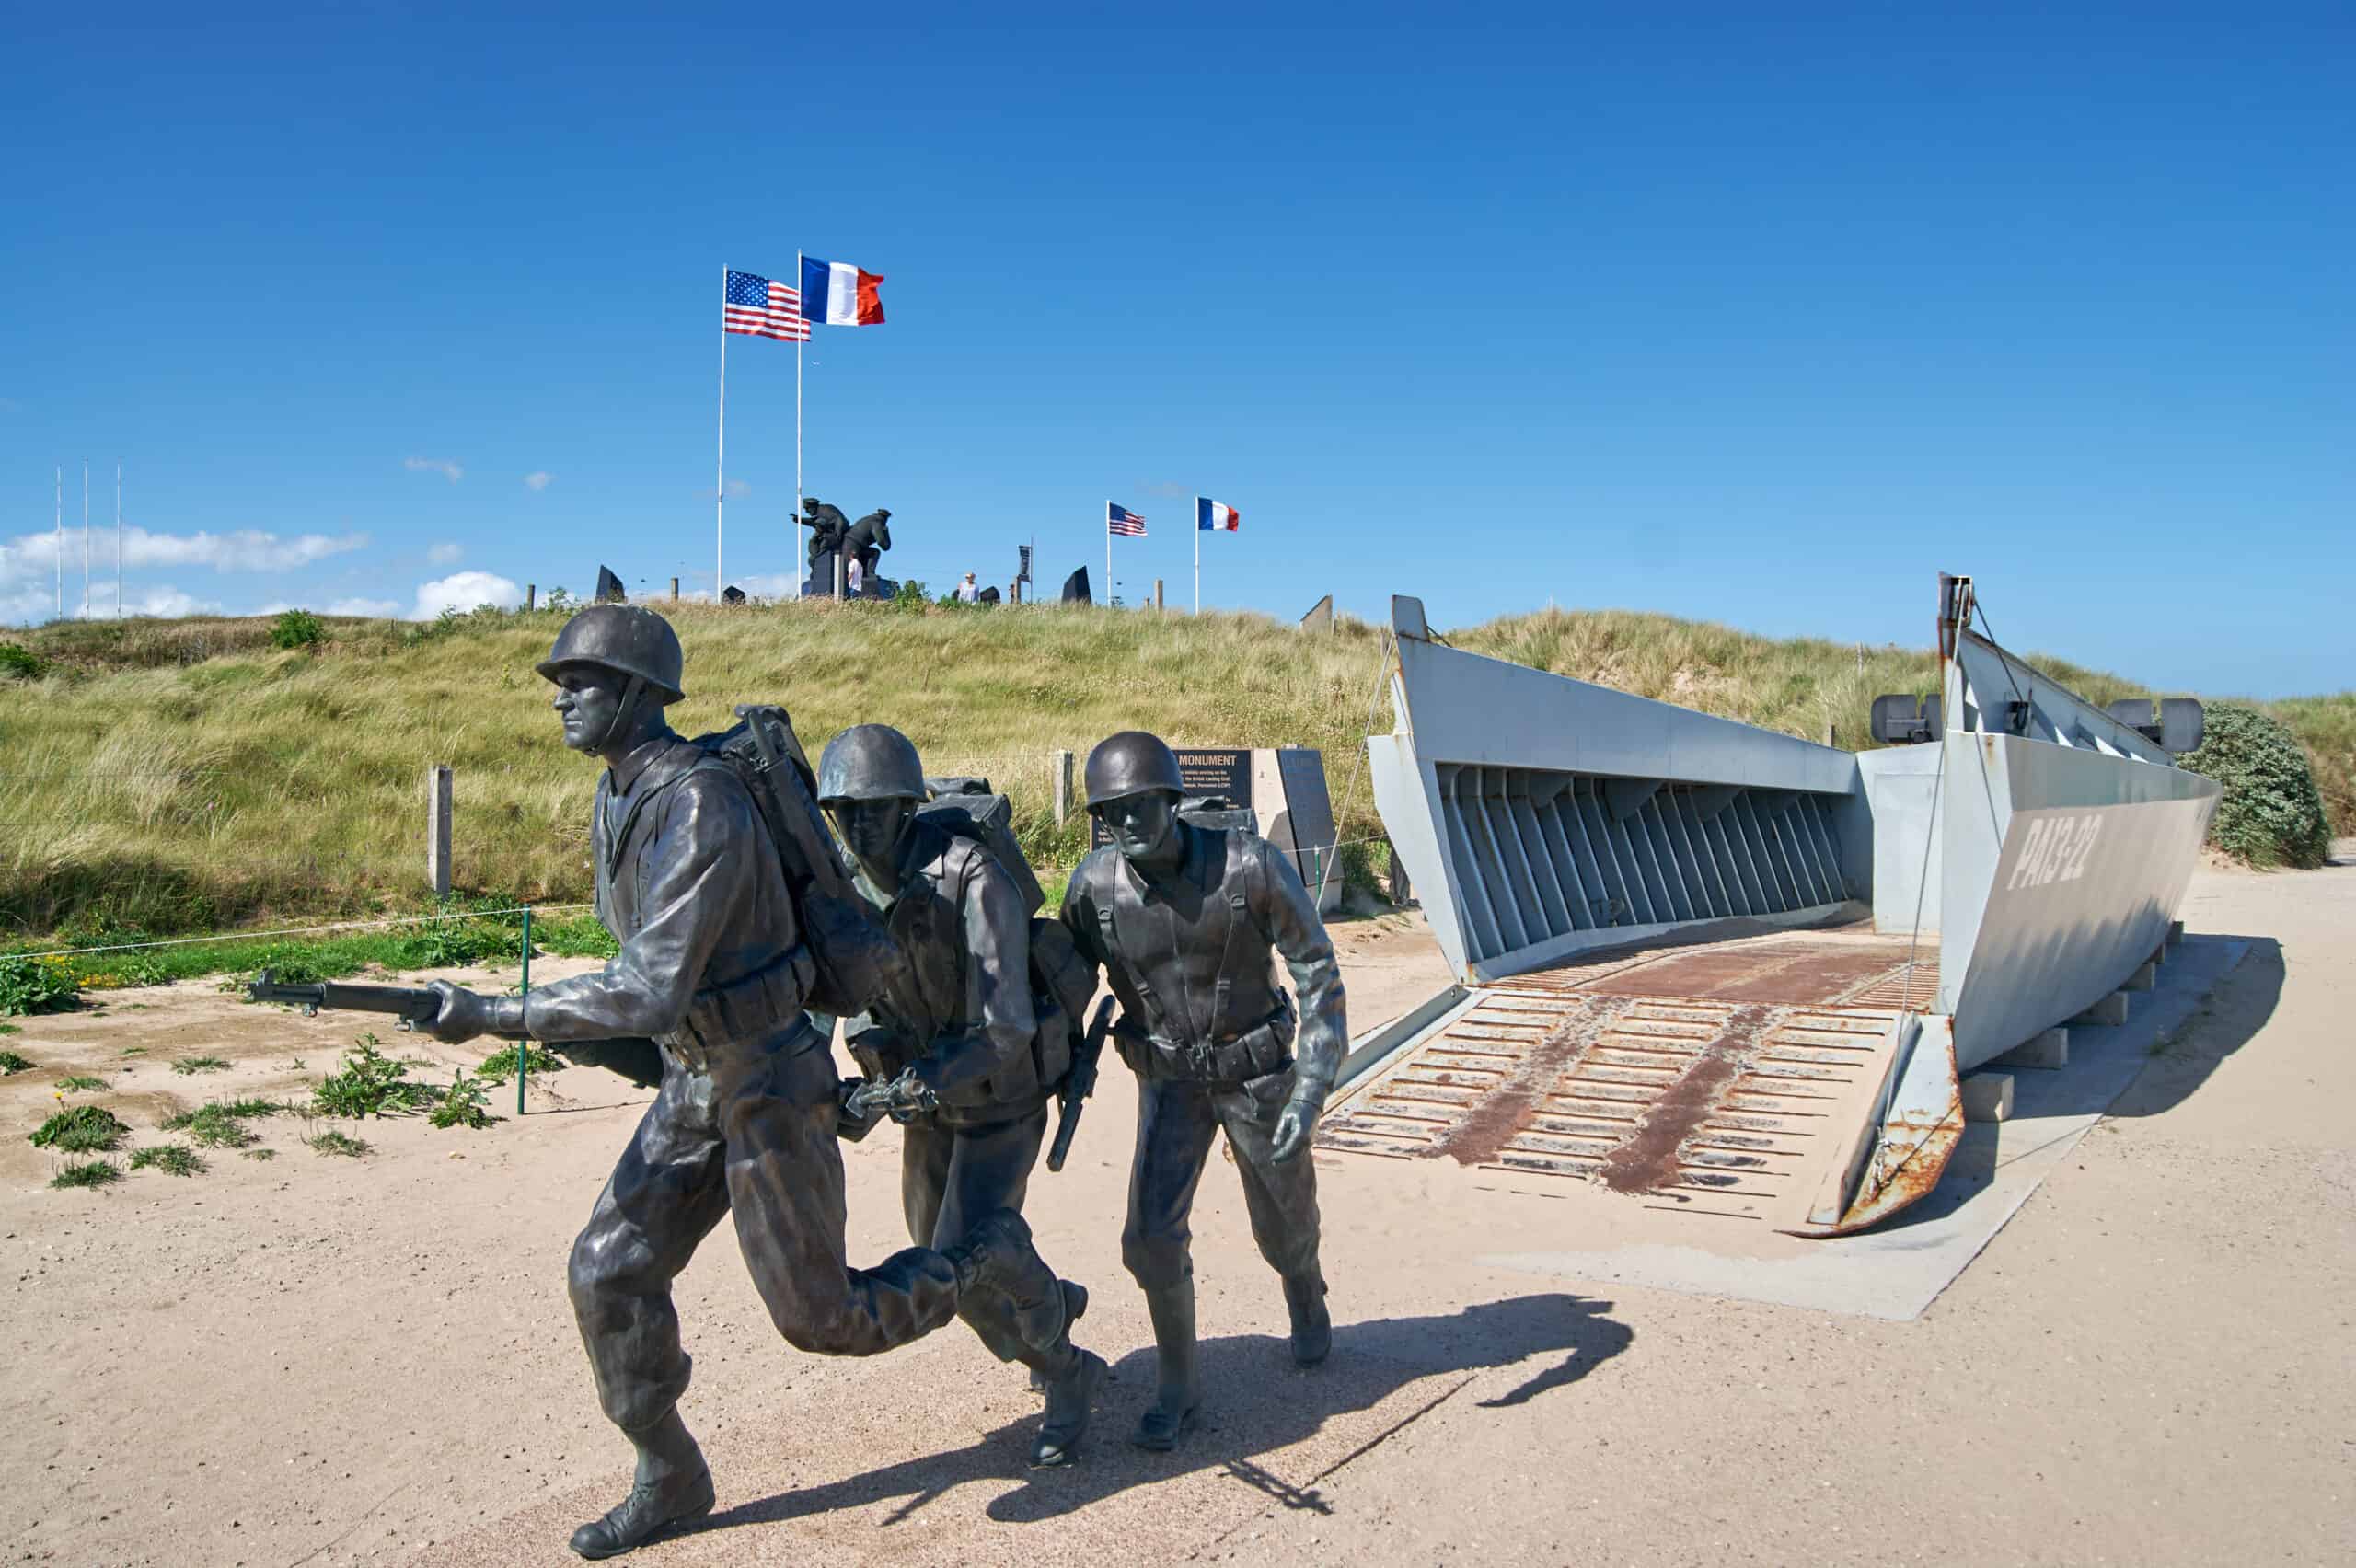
[11,905,595,963]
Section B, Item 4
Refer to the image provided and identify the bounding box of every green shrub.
[50,1159,122,1190]
[311,1033,435,1118]
[162,1099,283,1147]
[0,955,79,1016]
[270,609,324,650]
[891,580,931,611]
[30,1104,130,1153]
[427,1070,502,1130]
[131,1145,206,1177]
[306,1130,370,1157]
[474,1043,560,1083]
[2180,702,2334,870]
[0,1050,32,1074]
[0,641,45,679]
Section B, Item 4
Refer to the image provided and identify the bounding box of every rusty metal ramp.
[1318,931,1953,1233]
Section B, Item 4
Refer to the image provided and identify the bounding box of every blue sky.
[2,4,2348,695]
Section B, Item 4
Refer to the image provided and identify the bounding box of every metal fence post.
[1054,750,1074,824]
[517,905,532,1114]
[426,765,453,897]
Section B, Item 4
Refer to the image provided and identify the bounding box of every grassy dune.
[0,597,2324,942]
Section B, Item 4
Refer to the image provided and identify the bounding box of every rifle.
[248,970,442,1031]
[1046,996,1116,1173]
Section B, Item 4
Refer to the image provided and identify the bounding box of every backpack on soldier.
[916,784,1088,1090]
[689,704,907,1019]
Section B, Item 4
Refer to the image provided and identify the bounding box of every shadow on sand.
[683,1291,1630,1539]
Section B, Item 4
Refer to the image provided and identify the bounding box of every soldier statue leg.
[1214,1073,1331,1366]
[902,1107,1107,1466]
[1121,1076,1227,1448]
[568,1026,1071,1557]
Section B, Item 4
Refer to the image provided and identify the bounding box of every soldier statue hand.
[425,979,525,1044]
[1271,1094,1323,1163]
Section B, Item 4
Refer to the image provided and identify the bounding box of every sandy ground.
[0,866,2349,1566]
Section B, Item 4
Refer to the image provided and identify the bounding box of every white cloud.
[411,571,523,619]
[0,525,368,590]
[524,471,553,492]
[729,574,800,600]
[405,456,465,483]
[426,541,464,565]
[329,597,402,617]
[724,478,751,499]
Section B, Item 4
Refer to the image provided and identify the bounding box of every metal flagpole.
[80,460,90,617]
[114,461,122,618]
[715,266,728,605]
[794,250,804,600]
[1104,500,1112,609]
[1193,496,1201,615]
[52,467,61,617]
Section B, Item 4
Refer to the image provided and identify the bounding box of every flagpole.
[1104,501,1112,609]
[715,266,728,605]
[1193,496,1201,615]
[81,460,90,617]
[794,250,804,601]
[114,461,122,618]
[52,467,62,618]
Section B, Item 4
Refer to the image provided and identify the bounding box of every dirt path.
[0,872,2348,1566]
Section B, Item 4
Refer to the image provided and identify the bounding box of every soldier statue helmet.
[817,724,928,868]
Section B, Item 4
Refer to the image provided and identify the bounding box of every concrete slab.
[2124,962,2157,991]
[1960,1072,2015,1122]
[1474,935,2248,1320]
[1993,1027,2068,1070]
[2073,990,2131,1027]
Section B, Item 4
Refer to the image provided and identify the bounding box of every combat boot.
[1283,1269,1332,1367]
[1030,1346,1107,1468]
[1130,1277,1202,1450]
[569,1409,714,1560]
[944,1209,1068,1355]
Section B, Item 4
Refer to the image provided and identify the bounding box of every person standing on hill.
[1058,730,1347,1451]
[818,723,1107,1467]
[420,604,1077,1561]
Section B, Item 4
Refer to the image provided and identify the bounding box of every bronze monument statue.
[802,499,849,573]
[817,725,1107,1467]
[422,605,1080,1560]
[1058,731,1346,1449]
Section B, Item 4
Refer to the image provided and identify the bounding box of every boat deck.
[1315,928,1938,1228]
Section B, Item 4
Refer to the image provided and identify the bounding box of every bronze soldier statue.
[817,724,1107,1466]
[1059,731,1345,1450]
[843,507,892,582]
[423,605,1078,1560]
[803,498,849,572]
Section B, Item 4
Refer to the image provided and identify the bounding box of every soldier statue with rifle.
[817,724,1108,1467]
[1058,730,1347,1450]
[406,605,1080,1560]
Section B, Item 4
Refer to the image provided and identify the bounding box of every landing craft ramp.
[1337,579,2219,1238]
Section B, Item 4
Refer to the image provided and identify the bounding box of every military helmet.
[1085,731,1184,810]
[535,604,684,703]
[817,724,926,804]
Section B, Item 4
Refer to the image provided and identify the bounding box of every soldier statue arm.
[1253,837,1347,1162]
[467,773,761,1043]
[913,852,1039,1098]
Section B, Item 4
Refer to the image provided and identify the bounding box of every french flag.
[1196,497,1241,532]
[798,256,886,326]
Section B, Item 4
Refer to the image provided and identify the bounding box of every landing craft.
[1331,575,2219,1235]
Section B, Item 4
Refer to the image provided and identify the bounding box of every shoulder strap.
[1208,830,1252,1042]
[1093,868,1171,1037]
[606,751,730,879]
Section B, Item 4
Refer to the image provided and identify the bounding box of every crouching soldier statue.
[422,605,1075,1560]
[1059,731,1346,1450]
[816,724,1107,1466]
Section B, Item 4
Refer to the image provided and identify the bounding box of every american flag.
[1107,502,1147,536]
[724,270,811,342]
